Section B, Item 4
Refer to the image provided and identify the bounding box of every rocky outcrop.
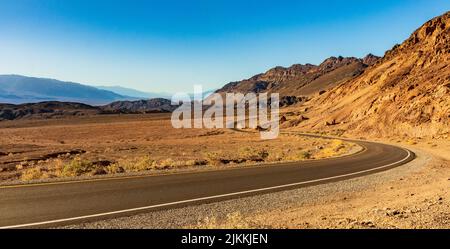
[362,54,381,66]
[215,55,380,98]
[0,102,99,121]
[292,11,450,138]
[101,98,178,113]
[0,98,178,121]
[279,96,308,107]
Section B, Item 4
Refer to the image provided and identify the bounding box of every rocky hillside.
[0,98,178,121]
[289,11,450,138]
[101,98,178,113]
[216,54,380,97]
[0,102,100,121]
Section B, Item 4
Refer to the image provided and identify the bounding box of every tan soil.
[0,114,357,183]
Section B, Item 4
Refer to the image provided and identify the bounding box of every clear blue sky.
[0,0,449,93]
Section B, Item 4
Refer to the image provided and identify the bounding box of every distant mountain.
[101,98,178,113]
[215,55,380,97]
[96,86,171,99]
[0,75,132,105]
[0,101,100,121]
[194,89,216,99]
[0,98,179,121]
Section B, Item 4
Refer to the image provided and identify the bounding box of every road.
[0,136,414,228]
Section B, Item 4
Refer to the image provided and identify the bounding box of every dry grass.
[112,155,156,172]
[20,167,49,181]
[0,114,359,182]
[315,139,345,158]
[59,156,94,177]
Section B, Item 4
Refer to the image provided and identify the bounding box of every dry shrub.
[238,147,269,162]
[111,155,156,172]
[204,151,223,166]
[204,148,269,166]
[105,156,206,173]
[266,151,285,162]
[330,139,345,149]
[185,159,199,167]
[133,155,156,171]
[105,163,125,174]
[21,167,49,181]
[20,159,66,181]
[60,156,94,177]
[203,142,353,166]
[15,163,26,170]
[315,139,351,158]
[52,159,65,176]
[155,158,207,169]
[285,150,312,161]
[155,158,175,169]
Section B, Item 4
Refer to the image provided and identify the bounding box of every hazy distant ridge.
[0,75,131,105]
[96,85,171,99]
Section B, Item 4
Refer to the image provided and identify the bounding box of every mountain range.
[215,54,380,97]
[0,75,133,105]
[0,75,216,105]
[95,85,171,99]
[0,10,448,139]
[0,98,179,121]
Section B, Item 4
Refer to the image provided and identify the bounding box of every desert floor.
[0,114,357,183]
[61,136,449,229]
[20,114,444,229]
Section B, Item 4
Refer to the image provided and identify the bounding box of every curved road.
[0,136,414,228]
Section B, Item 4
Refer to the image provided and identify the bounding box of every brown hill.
[216,55,380,97]
[290,11,450,138]
[0,102,99,121]
[0,98,177,121]
[101,98,178,113]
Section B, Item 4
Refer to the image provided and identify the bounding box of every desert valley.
[0,10,449,230]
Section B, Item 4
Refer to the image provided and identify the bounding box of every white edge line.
[1,149,412,229]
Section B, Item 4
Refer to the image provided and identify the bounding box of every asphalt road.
[0,137,414,228]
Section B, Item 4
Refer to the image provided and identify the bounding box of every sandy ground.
[0,114,357,183]
[60,138,450,229]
